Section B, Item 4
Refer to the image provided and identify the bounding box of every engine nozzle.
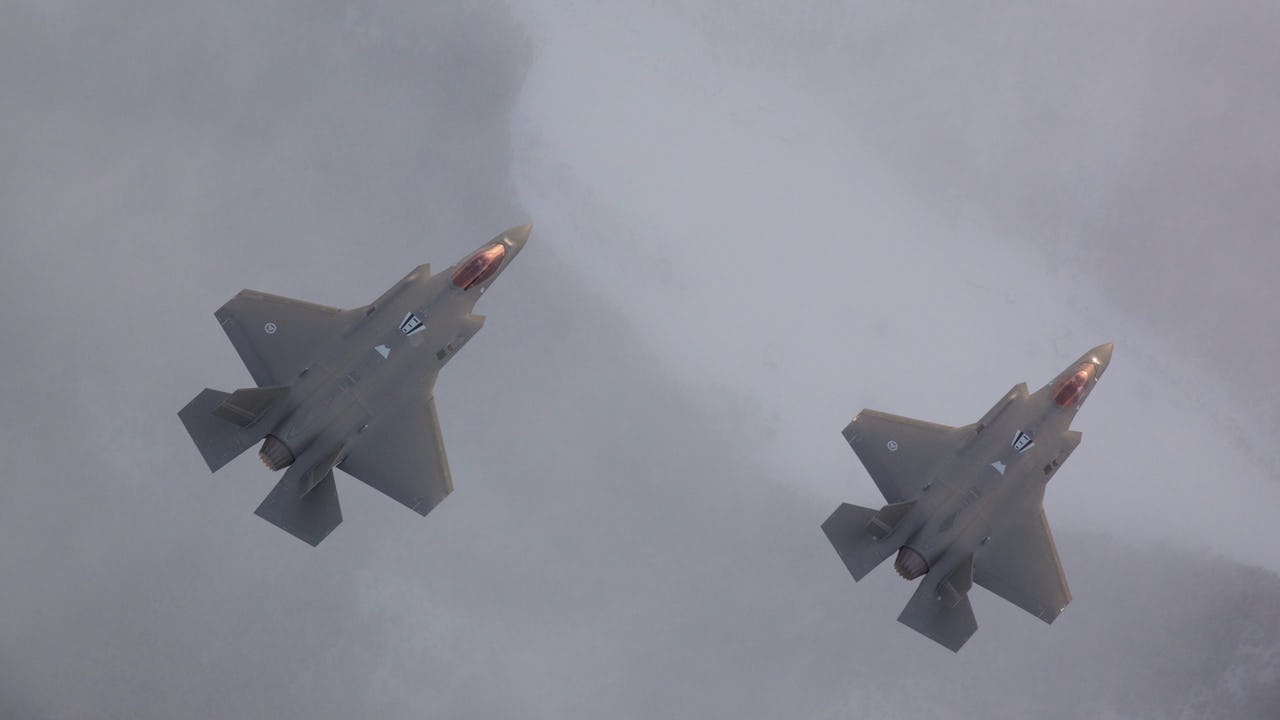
[894,546,929,580]
[258,434,295,471]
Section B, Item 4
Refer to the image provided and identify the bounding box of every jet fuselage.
[823,342,1112,650]
[897,382,1086,578]
[179,224,530,545]
[260,230,524,470]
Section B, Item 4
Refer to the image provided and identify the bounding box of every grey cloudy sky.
[669,0,1280,420]
[1,2,1277,718]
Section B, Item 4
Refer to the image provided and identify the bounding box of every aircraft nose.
[1091,342,1114,373]
[503,223,532,253]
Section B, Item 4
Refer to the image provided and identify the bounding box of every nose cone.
[1090,342,1114,376]
[502,223,532,254]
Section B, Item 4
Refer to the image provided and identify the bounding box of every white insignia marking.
[886,440,899,452]
[1012,430,1035,453]
[400,312,425,336]
[264,322,277,334]
[374,344,390,359]
[991,460,1007,475]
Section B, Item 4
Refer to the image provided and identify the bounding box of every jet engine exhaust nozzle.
[894,546,929,580]
[258,435,295,471]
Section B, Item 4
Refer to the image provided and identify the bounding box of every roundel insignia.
[264,322,278,334]
[886,440,899,452]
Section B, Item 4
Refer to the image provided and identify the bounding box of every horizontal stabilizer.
[898,565,979,652]
[254,460,343,546]
[179,388,266,472]
[822,503,899,581]
[212,385,289,427]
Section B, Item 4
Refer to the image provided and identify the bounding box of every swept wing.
[843,410,966,502]
[215,290,351,386]
[340,395,453,516]
[975,509,1072,622]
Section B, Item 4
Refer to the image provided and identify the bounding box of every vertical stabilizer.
[211,386,288,427]
[867,499,916,540]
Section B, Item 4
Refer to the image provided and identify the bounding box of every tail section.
[179,387,285,472]
[181,382,341,546]
[253,445,346,546]
[821,503,900,581]
[210,386,288,427]
[898,555,979,652]
[866,500,915,540]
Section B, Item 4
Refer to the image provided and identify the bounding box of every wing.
[215,290,350,386]
[842,409,966,502]
[974,510,1071,623]
[339,395,453,516]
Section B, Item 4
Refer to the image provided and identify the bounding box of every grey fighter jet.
[179,224,531,546]
[821,343,1113,651]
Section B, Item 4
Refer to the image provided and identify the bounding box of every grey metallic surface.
[179,225,531,545]
[823,343,1113,651]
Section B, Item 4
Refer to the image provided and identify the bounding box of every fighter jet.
[821,343,1113,651]
[179,224,531,546]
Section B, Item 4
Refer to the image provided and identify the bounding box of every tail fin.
[210,386,288,427]
[821,503,900,581]
[253,446,345,546]
[867,499,916,539]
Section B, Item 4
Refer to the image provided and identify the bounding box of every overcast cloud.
[1,2,1277,718]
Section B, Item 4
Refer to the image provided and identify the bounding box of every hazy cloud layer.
[1,2,1277,718]
[509,1,1280,567]
[666,0,1280,451]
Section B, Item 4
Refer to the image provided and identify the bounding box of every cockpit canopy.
[1052,364,1095,407]
[451,243,506,290]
